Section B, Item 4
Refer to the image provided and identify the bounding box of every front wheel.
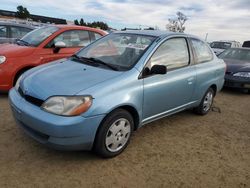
[94,109,134,158]
[194,88,214,115]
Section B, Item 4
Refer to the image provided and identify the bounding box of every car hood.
[223,58,250,73]
[0,43,35,57]
[21,59,124,100]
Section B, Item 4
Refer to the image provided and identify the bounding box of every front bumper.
[9,88,105,151]
[224,74,250,89]
[0,65,14,92]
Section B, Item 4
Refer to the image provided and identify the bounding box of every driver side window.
[149,38,190,70]
[47,30,91,48]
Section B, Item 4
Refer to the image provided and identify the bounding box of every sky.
[1,0,250,43]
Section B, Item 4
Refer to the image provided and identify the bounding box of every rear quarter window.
[191,38,213,63]
[89,31,103,42]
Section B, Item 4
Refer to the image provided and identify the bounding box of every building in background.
[0,9,67,25]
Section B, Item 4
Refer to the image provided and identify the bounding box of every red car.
[0,25,107,92]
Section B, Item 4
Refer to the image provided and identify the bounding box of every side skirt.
[141,101,198,126]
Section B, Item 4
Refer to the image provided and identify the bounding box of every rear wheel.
[194,88,214,115]
[94,109,134,158]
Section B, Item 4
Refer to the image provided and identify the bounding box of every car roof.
[211,40,239,43]
[54,24,101,30]
[114,30,198,38]
[0,22,35,29]
[45,24,107,34]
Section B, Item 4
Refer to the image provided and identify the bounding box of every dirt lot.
[0,89,249,188]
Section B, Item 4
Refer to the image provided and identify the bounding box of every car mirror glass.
[150,65,167,75]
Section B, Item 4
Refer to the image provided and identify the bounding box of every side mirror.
[53,41,66,53]
[150,65,167,75]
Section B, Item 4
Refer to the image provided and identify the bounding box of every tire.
[194,88,214,115]
[94,109,134,158]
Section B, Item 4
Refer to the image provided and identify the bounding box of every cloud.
[180,4,204,13]
[1,0,249,42]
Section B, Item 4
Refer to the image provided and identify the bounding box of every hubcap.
[203,91,213,112]
[105,118,131,152]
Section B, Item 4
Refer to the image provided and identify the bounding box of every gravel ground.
[0,88,249,188]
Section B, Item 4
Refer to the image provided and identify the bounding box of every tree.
[80,18,86,26]
[16,5,30,19]
[166,11,187,33]
[74,19,79,25]
[74,19,109,30]
[87,21,109,30]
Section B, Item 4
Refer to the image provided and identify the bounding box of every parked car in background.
[9,31,226,157]
[0,25,107,92]
[219,47,250,93]
[210,40,241,56]
[242,41,250,48]
[0,22,35,44]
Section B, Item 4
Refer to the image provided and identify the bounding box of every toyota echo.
[9,31,226,157]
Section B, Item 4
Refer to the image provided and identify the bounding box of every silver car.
[0,22,34,44]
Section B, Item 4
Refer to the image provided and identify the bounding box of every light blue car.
[9,30,226,157]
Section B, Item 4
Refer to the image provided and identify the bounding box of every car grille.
[18,87,44,107]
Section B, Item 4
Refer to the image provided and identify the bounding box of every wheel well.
[210,84,217,96]
[13,66,34,86]
[118,105,140,131]
[99,105,140,132]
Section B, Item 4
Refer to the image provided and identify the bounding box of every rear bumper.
[9,88,105,151]
[224,75,250,89]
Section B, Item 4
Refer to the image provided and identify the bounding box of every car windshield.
[75,33,156,71]
[219,48,250,61]
[210,42,232,49]
[21,26,59,47]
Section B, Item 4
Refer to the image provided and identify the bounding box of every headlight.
[15,75,23,90]
[41,96,92,116]
[233,72,250,78]
[0,56,6,64]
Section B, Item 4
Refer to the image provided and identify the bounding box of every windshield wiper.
[71,55,118,71]
[86,57,118,71]
[71,54,94,65]
[16,39,31,46]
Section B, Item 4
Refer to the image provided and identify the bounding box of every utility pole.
[205,33,208,41]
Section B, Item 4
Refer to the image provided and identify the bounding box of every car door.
[142,37,196,122]
[37,29,92,64]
